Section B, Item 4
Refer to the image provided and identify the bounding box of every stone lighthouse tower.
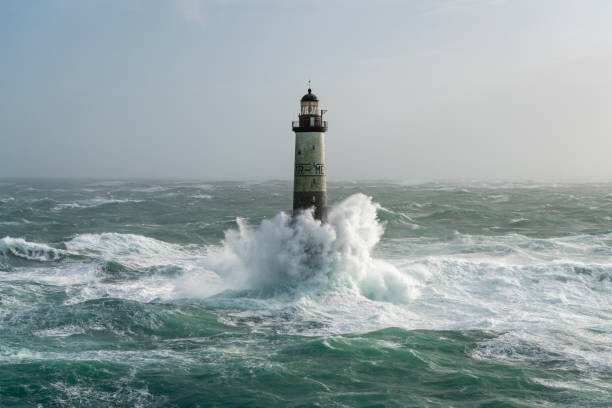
[291,87,329,221]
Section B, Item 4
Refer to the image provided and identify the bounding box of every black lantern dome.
[300,88,319,102]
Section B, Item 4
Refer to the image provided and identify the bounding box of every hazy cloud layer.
[1,0,611,181]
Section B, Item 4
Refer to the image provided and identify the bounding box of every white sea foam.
[86,180,128,187]
[33,325,87,338]
[132,186,168,193]
[0,236,65,261]
[62,233,225,302]
[191,183,215,190]
[52,197,142,211]
[486,194,510,203]
[0,263,98,291]
[66,233,202,267]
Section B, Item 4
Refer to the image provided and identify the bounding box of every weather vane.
[307,79,311,89]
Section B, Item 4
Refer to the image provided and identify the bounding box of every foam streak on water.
[0,180,610,407]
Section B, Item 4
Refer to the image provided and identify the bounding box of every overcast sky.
[1,0,612,181]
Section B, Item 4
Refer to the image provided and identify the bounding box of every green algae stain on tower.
[291,87,329,221]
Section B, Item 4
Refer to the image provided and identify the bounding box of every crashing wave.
[204,193,420,303]
[0,236,65,261]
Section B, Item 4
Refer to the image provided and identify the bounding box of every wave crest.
[205,193,420,303]
[65,233,201,270]
[0,236,65,261]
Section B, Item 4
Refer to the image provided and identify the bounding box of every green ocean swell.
[1,318,603,407]
[1,180,611,407]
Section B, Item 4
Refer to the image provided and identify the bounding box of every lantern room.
[300,88,319,115]
[292,87,328,133]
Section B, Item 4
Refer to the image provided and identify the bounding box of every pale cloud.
[175,0,207,24]
[422,0,506,15]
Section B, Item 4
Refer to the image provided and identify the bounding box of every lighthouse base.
[293,191,328,222]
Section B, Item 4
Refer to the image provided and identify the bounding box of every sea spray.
[203,193,420,302]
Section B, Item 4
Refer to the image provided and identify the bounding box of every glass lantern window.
[301,101,319,115]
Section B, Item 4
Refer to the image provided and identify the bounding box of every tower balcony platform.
[292,118,328,133]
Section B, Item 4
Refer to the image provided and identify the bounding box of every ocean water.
[0,179,610,407]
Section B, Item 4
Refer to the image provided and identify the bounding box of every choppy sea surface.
[0,179,610,407]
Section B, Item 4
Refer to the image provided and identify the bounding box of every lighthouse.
[291,87,329,221]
